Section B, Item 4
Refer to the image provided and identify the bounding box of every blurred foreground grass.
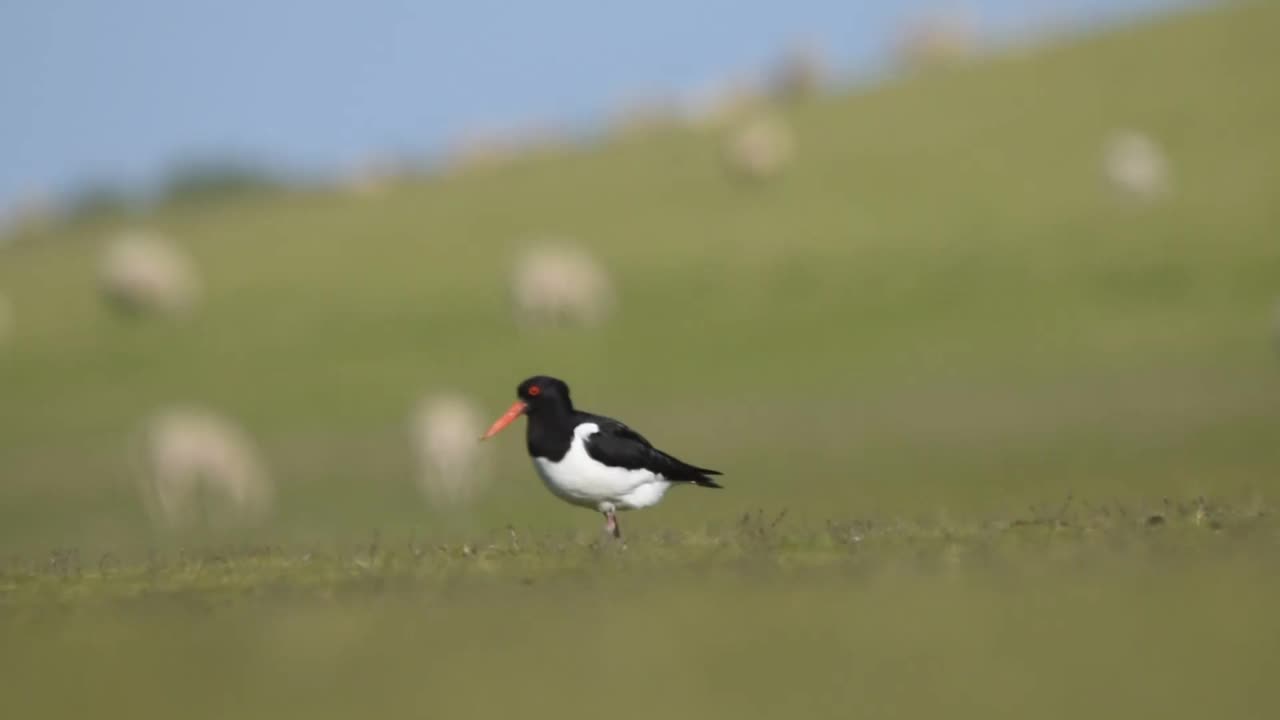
[3,501,1277,719]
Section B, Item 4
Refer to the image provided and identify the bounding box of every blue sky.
[0,0,1187,210]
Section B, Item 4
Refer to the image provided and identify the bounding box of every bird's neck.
[525,404,576,461]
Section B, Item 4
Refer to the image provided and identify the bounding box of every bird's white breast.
[532,423,672,512]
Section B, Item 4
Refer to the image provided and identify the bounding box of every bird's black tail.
[668,458,724,488]
[692,474,724,489]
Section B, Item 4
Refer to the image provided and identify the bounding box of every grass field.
[2,3,1279,718]
[3,503,1278,718]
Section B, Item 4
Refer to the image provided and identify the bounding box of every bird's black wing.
[580,413,723,488]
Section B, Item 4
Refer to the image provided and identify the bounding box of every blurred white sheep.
[0,293,13,345]
[1103,130,1171,200]
[409,393,492,507]
[98,231,202,317]
[140,407,273,528]
[723,114,795,182]
[509,243,617,329]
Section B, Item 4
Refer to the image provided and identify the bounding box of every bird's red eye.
[528,386,541,397]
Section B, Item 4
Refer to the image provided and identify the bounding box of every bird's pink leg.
[603,510,621,540]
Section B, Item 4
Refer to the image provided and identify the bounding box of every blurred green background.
[2,3,1277,549]
[2,3,1278,718]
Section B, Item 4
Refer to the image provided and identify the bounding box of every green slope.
[1,2,1278,550]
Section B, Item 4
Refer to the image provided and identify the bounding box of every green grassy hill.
[4,6,1280,720]
[1,3,1278,552]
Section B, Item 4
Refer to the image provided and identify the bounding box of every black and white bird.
[481,375,723,539]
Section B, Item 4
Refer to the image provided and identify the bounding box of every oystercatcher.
[481,375,722,539]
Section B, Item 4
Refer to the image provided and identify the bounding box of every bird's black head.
[481,375,573,441]
[516,375,572,414]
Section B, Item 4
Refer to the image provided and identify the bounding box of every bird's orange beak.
[480,400,528,440]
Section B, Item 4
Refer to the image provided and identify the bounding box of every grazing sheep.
[409,393,491,507]
[509,243,617,329]
[140,408,273,528]
[722,114,795,182]
[1103,130,1171,200]
[0,293,13,345]
[98,231,202,317]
